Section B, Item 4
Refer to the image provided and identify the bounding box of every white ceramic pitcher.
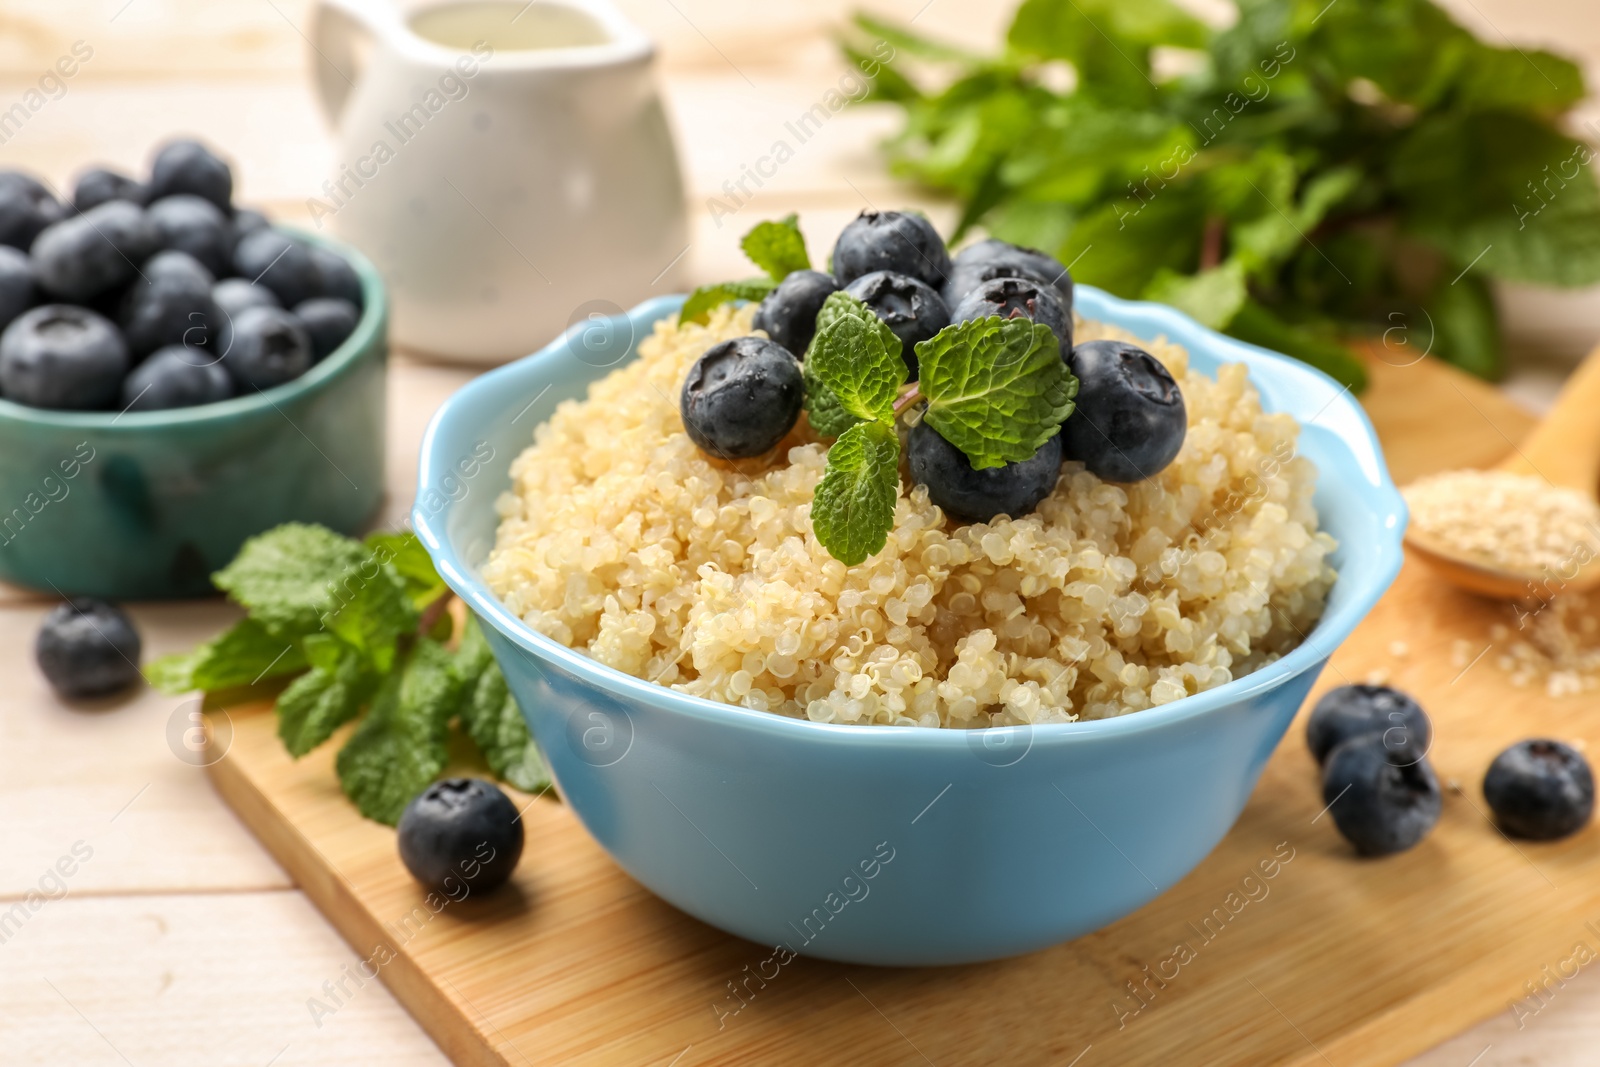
[308,0,688,363]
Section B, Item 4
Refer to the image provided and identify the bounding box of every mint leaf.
[680,278,777,325]
[812,421,901,566]
[322,559,416,673]
[1427,272,1503,379]
[147,617,305,694]
[335,638,460,825]
[802,361,863,438]
[451,615,549,793]
[453,612,497,682]
[805,291,905,423]
[278,643,377,758]
[212,523,367,637]
[741,215,810,281]
[916,317,1076,469]
[463,663,551,794]
[1144,259,1247,330]
[365,531,446,610]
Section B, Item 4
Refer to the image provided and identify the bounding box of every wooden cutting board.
[207,354,1600,1067]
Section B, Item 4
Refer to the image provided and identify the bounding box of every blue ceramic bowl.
[0,229,387,599]
[414,288,1406,966]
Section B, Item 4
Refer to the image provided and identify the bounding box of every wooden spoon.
[1404,344,1600,600]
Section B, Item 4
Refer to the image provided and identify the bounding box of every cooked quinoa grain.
[482,304,1337,727]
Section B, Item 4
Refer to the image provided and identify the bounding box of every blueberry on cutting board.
[1484,739,1594,840]
[36,599,142,699]
[1322,734,1441,856]
[398,778,524,895]
[1306,684,1432,765]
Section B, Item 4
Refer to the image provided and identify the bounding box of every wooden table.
[2,2,1599,1064]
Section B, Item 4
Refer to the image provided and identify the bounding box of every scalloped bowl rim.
[416,286,1406,750]
[0,226,386,430]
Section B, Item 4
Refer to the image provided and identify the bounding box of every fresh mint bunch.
[149,523,550,825]
[681,215,811,324]
[847,0,1600,383]
[804,291,1076,564]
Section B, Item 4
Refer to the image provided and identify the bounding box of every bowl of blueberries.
[0,138,387,599]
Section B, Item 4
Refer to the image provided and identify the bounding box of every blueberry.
[72,167,146,213]
[1305,684,1432,766]
[32,200,155,302]
[212,278,280,324]
[397,777,524,895]
[0,172,66,251]
[1322,735,1441,856]
[908,420,1062,524]
[0,245,36,332]
[308,245,363,307]
[951,276,1072,355]
[1061,340,1186,483]
[1484,739,1594,841]
[233,229,319,308]
[0,305,129,410]
[229,208,271,253]
[842,270,949,380]
[294,297,360,360]
[122,345,232,411]
[752,269,837,357]
[35,598,142,699]
[146,194,231,276]
[680,336,803,459]
[219,304,313,390]
[119,250,217,358]
[943,238,1073,312]
[147,139,233,214]
[832,209,950,289]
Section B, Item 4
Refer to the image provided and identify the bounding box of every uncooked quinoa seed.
[1403,469,1600,576]
[483,304,1337,728]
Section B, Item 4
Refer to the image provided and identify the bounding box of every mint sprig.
[806,291,904,422]
[681,216,815,324]
[812,421,902,566]
[805,305,1077,564]
[679,278,776,325]
[149,524,552,825]
[916,317,1077,469]
[741,214,811,280]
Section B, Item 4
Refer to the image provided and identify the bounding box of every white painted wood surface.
[0,1,1597,1063]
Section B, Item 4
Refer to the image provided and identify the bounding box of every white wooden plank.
[0,889,447,1066]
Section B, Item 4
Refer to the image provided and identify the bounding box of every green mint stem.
[892,383,923,416]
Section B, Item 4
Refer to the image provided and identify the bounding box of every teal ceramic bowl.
[0,230,387,599]
[415,288,1406,966]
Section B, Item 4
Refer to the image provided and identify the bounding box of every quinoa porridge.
[481,302,1336,728]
